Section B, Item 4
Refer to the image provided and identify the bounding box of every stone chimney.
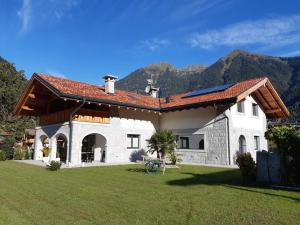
[103,74,118,94]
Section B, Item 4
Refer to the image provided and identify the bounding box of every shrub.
[129,149,147,162]
[1,137,15,159]
[46,161,62,171]
[235,152,256,183]
[144,158,162,173]
[169,152,182,165]
[42,147,51,157]
[24,149,31,160]
[14,147,24,160]
[0,150,6,161]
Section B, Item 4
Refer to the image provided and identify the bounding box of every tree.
[265,126,300,185]
[147,130,176,159]
[0,56,35,157]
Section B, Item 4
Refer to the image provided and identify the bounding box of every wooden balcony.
[40,108,110,126]
[73,109,110,124]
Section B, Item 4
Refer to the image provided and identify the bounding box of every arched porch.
[81,133,107,163]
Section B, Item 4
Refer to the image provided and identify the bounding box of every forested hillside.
[0,57,34,158]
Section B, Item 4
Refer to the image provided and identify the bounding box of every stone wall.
[174,114,228,165]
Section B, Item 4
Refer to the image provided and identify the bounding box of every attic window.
[237,101,245,113]
[252,103,259,116]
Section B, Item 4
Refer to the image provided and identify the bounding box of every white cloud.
[17,0,32,33]
[141,38,170,52]
[189,15,300,50]
[17,0,80,34]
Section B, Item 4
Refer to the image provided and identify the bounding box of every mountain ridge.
[116,49,300,121]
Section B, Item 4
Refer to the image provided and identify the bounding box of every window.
[254,136,260,150]
[199,134,205,150]
[252,103,259,116]
[237,101,245,113]
[179,137,189,149]
[238,135,246,153]
[127,134,140,149]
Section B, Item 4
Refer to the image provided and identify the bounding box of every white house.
[14,73,289,166]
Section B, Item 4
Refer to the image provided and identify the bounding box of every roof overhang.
[14,74,289,119]
[236,78,289,118]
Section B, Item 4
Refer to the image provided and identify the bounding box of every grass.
[0,161,299,225]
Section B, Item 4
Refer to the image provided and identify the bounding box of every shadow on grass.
[127,168,147,173]
[226,185,300,203]
[167,170,242,186]
[167,170,300,203]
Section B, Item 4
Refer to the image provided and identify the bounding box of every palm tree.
[147,130,176,159]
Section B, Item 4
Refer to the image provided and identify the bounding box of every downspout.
[223,111,231,165]
[67,99,86,165]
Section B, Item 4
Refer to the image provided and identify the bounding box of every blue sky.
[1,0,300,84]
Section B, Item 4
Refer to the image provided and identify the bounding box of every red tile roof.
[161,77,266,110]
[35,73,266,111]
[36,73,160,109]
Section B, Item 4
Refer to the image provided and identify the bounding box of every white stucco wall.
[34,96,269,166]
[34,108,159,166]
[160,107,217,130]
[228,96,268,163]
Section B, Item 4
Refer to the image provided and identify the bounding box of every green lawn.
[0,162,299,225]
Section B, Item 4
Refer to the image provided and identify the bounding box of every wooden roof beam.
[265,81,290,117]
[21,105,34,111]
[265,108,282,114]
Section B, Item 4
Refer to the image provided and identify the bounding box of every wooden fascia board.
[236,78,268,102]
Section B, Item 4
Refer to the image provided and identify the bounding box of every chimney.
[150,87,159,98]
[103,74,118,94]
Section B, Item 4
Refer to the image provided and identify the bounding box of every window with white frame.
[237,101,245,113]
[127,134,140,149]
[254,136,260,150]
[252,103,259,116]
[179,137,189,149]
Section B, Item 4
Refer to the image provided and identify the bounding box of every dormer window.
[237,101,245,113]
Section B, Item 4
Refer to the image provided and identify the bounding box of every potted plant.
[42,147,51,163]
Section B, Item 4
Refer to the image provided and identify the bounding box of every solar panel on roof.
[183,83,235,98]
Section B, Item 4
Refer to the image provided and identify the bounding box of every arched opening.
[81,133,106,163]
[56,134,68,163]
[238,135,247,153]
[40,135,49,148]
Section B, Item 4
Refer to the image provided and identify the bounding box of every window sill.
[176,149,207,153]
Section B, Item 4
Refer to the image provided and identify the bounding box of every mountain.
[116,62,206,97]
[116,49,300,121]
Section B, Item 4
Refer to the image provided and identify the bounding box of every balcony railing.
[40,108,110,126]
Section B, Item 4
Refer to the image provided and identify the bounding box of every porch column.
[50,138,57,161]
[94,136,101,162]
